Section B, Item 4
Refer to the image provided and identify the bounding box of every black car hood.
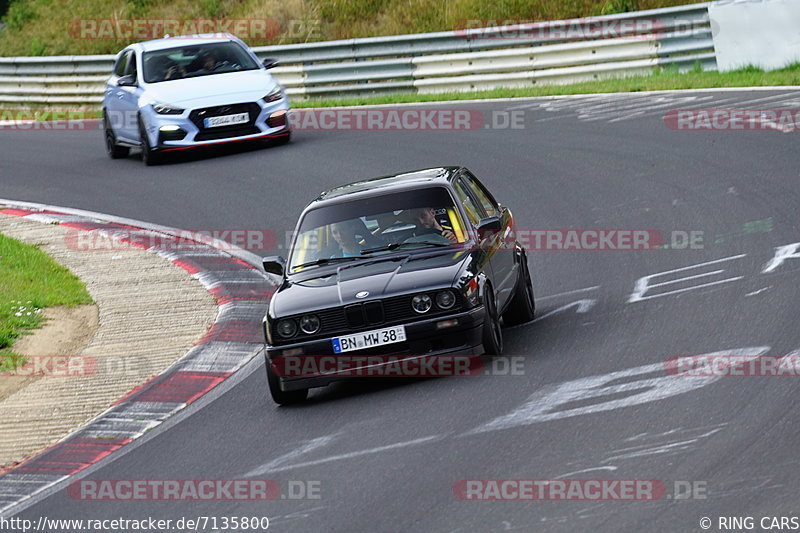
[271,251,470,317]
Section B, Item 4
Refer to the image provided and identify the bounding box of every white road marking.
[628,253,746,303]
[631,277,745,301]
[246,433,340,477]
[601,98,715,122]
[248,435,443,474]
[468,347,769,433]
[267,506,328,526]
[538,286,600,301]
[746,286,772,297]
[624,427,686,442]
[532,299,596,323]
[514,91,800,125]
[602,427,724,463]
[762,242,800,274]
[543,95,707,120]
[607,92,800,122]
[554,466,617,479]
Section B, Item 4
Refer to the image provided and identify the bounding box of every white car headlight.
[263,88,283,103]
[150,102,184,115]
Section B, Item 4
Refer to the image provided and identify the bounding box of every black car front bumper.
[266,305,486,391]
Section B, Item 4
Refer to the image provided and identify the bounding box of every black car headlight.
[435,290,456,310]
[276,319,297,338]
[263,88,283,103]
[150,102,184,115]
[299,314,320,334]
[411,294,432,314]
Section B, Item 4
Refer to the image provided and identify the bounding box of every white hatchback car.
[103,33,290,165]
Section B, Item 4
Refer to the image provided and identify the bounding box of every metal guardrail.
[0,2,716,105]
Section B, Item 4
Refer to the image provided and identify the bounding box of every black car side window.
[461,171,499,217]
[453,179,484,226]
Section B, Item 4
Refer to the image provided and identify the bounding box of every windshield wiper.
[361,241,450,255]
[292,256,361,270]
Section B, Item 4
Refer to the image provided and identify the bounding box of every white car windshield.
[142,42,260,83]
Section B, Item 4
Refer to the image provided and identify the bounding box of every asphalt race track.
[2,89,800,532]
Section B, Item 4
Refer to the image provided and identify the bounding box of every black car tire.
[104,112,130,159]
[482,286,504,356]
[502,255,536,326]
[266,360,308,405]
[138,117,162,166]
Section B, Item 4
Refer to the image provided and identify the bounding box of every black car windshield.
[142,42,260,83]
[288,187,468,273]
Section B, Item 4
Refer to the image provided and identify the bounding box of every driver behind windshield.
[330,220,363,257]
[202,52,218,71]
[163,60,185,80]
[411,207,458,243]
[189,51,221,74]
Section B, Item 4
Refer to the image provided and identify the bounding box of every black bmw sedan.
[261,166,535,404]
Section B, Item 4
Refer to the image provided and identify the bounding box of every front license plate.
[332,326,406,353]
[204,112,249,128]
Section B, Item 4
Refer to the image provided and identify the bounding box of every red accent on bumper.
[160,130,289,152]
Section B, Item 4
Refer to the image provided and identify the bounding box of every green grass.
[291,63,800,108]
[0,0,707,56]
[0,233,93,363]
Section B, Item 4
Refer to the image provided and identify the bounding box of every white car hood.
[143,70,277,108]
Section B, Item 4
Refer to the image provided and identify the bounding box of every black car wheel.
[104,111,130,159]
[266,359,308,405]
[138,117,162,166]
[502,254,536,326]
[482,286,503,356]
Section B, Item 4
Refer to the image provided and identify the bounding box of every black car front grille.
[283,292,463,340]
[189,102,262,141]
[343,301,385,328]
[271,292,465,346]
[318,308,348,331]
[345,304,365,328]
[383,295,415,322]
[364,301,385,325]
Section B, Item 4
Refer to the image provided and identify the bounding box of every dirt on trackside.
[0,305,99,403]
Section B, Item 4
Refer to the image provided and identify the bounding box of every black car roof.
[310,166,462,208]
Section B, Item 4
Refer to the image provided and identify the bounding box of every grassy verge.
[0,0,706,56]
[0,232,93,366]
[292,64,800,108]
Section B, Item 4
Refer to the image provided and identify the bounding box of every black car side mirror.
[476,217,502,241]
[117,75,137,87]
[263,256,286,277]
[261,58,279,70]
